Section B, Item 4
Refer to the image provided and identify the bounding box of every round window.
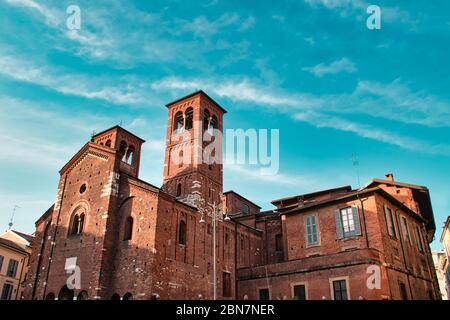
[79,184,87,194]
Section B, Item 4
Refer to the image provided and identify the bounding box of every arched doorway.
[123,292,133,300]
[77,290,88,300]
[111,293,120,300]
[45,292,55,300]
[58,285,74,300]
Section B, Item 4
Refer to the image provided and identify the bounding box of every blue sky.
[0,0,449,250]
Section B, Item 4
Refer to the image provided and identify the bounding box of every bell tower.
[162,90,227,207]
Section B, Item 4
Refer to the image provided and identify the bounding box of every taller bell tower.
[162,90,227,208]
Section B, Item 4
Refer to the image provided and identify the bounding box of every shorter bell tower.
[92,125,145,178]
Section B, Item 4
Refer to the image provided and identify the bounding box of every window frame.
[1,283,13,300]
[178,220,187,246]
[222,272,232,298]
[257,287,271,300]
[400,215,412,245]
[340,207,356,235]
[329,276,350,300]
[415,225,424,253]
[291,282,308,300]
[384,205,397,239]
[6,259,18,278]
[305,214,320,247]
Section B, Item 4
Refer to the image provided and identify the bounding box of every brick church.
[24,91,440,300]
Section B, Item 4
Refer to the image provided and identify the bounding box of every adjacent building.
[432,250,448,300]
[24,91,440,300]
[0,230,34,300]
[438,216,450,299]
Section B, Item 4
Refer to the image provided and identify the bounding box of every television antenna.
[8,205,20,230]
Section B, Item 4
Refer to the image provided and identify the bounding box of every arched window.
[176,183,182,197]
[209,115,218,134]
[123,216,133,241]
[123,292,133,300]
[185,107,193,130]
[178,220,187,245]
[78,213,85,234]
[69,211,85,236]
[70,215,79,235]
[58,285,74,300]
[77,291,88,300]
[174,111,184,133]
[105,139,112,147]
[126,145,135,165]
[111,293,120,300]
[119,140,127,161]
[45,292,55,300]
[203,109,210,130]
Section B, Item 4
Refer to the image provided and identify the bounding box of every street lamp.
[199,201,230,300]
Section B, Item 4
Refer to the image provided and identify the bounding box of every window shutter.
[383,205,391,236]
[352,206,362,236]
[335,209,344,239]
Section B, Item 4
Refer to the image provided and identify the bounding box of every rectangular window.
[0,255,3,273]
[340,207,355,233]
[332,280,348,300]
[305,215,318,245]
[6,259,18,278]
[242,204,249,215]
[335,207,361,239]
[384,206,397,238]
[399,282,408,300]
[222,272,232,297]
[1,283,13,300]
[415,226,424,253]
[400,216,412,245]
[293,284,306,300]
[259,288,270,300]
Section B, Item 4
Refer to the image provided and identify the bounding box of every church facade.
[24,91,440,300]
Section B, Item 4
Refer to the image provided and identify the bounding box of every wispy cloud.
[5,0,61,26]
[0,55,149,105]
[294,111,450,156]
[303,58,357,77]
[152,76,450,157]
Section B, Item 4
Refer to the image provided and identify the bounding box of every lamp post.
[200,201,230,300]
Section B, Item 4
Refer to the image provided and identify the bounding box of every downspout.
[15,253,27,300]
[234,223,238,299]
[43,173,68,299]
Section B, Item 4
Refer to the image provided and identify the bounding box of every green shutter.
[352,206,362,236]
[335,209,344,239]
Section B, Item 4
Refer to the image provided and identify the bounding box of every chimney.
[385,173,394,181]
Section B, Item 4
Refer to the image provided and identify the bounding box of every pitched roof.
[363,178,427,191]
[280,186,426,223]
[92,125,146,143]
[223,190,262,209]
[271,185,352,205]
[165,90,228,114]
[0,237,28,254]
[11,230,34,244]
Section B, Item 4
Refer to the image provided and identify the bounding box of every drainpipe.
[357,195,370,249]
[234,223,238,299]
[15,253,28,300]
